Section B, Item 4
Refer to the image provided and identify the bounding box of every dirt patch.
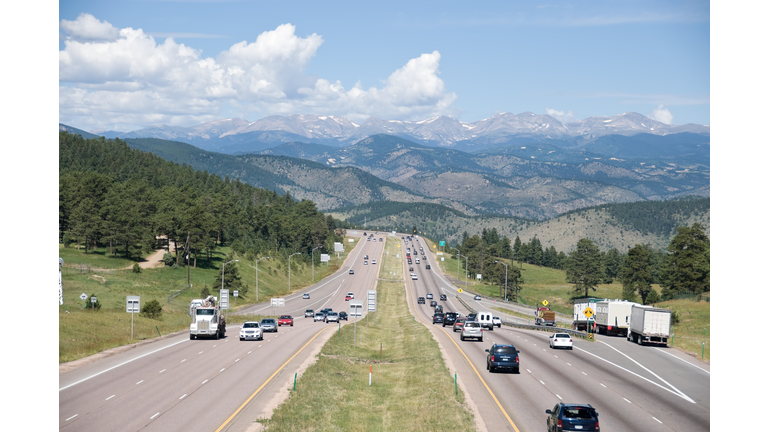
[89,275,107,284]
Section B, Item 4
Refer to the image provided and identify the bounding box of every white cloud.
[649,104,674,124]
[545,108,577,123]
[59,18,458,130]
[60,13,120,42]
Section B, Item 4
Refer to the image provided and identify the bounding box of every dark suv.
[486,343,520,373]
[546,404,599,431]
[442,312,457,327]
[432,313,444,324]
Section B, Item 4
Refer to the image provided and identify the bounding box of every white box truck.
[627,304,671,346]
[594,300,637,336]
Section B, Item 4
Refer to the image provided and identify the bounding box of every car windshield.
[243,322,259,328]
[328,312,338,316]
[280,316,291,319]
[563,408,596,420]
[196,309,215,316]
[262,319,275,324]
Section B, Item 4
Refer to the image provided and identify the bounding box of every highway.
[405,235,710,432]
[58,232,386,432]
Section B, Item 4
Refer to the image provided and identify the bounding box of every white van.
[476,311,494,331]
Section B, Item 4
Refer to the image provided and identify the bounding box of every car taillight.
[554,338,558,342]
[515,356,519,362]
[557,419,562,428]
[595,421,599,430]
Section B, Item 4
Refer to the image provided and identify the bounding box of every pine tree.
[660,223,710,297]
[620,245,654,303]
[566,239,605,298]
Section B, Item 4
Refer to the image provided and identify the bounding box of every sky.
[58,0,711,132]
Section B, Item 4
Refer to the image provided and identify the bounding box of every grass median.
[258,238,477,431]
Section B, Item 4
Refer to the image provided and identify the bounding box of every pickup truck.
[278,315,294,326]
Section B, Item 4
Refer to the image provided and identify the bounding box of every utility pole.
[254,257,270,303]
[312,246,323,282]
[495,260,508,301]
[186,232,190,288]
[289,253,301,293]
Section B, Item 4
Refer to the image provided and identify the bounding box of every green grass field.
[59,240,355,363]
[259,237,477,431]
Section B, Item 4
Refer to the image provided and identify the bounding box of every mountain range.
[78,111,709,154]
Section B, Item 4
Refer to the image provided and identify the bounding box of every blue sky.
[59,0,710,131]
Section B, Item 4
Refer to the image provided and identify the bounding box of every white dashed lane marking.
[159,369,166,373]
[136,380,144,385]
[179,394,187,400]
[150,413,160,420]
[66,415,78,421]
[105,395,115,400]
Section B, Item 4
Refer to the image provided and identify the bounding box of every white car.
[303,293,310,299]
[549,333,573,350]
[492,316,502,327]
[364,261,368,265]
[240,322,263,341]
[411,274,418,280]
[372,259,377,264]
[347,292,354,299]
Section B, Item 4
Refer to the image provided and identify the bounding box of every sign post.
[367,290,377,327]
[126,296,140,339]
[80,292,87,309]
[233,290,238,308]
[349,300,363,347]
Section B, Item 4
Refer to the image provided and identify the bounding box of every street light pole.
[495,260,508,301]
[221,259,239,293]
[255,256,270,303]
[289,252,301,293]
[456,250,461,288]
[464,255,468,288]
[312,246,323,282]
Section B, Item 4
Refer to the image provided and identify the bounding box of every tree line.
[59,132,347,271]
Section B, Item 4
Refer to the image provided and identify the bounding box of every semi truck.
[627,304,672,346]
[572,298,601,331]
[594,300,637,336]
[536,307,556,326]
[190,295,226,340]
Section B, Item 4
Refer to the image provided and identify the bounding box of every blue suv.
[545,403,599,431]
[485,343,520,373]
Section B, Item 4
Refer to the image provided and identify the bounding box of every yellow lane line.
[215,327,329,432]
[404,251,520,432]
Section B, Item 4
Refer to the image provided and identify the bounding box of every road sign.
[271,298,285,307]
[458,288,463,293]
[439,241,445,246]
[80,293,87,301]
[126,296,140,313]
[542,300,549,306]
[91,297,97,304]
[233,290,239,298]
[367,290,377,312]
[220,289,229,309]
[583,307,594,318]
[349,300,364,317]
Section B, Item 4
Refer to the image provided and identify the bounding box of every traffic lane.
[462,327,707,432]
[61,323,325,432]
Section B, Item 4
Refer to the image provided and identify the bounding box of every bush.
[670,309,681,325]
[86,293,101,310]
[62,232,71,248]
[141,299,163,319]
[132,263,141,273]
[162,252,175,267]
[200,286,211,298]
[645,288,660,304]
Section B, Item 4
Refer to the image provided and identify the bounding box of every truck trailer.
[190,295,226,340]
[594,300,637,336]
[572,298,601,331]
[627,304,671,346]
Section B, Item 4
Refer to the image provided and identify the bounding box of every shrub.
[132,263,141,273]
[645,288,660,304]
[162,252,175,267]
[670,309,680,325]
[200,286,211,298]
[62,232,71,248]
[86,293,101,310]
[141,299,163,319]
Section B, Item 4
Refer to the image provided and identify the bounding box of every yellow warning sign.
[542,300,549,306]
[584,307,594,318]
[458,288,463,293]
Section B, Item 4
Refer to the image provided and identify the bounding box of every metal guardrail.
[453,288,570,320]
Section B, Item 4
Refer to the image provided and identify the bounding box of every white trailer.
[627,304,671,346]
[572,298,600,331]
[190,296,226,340]
[594,300,637,336]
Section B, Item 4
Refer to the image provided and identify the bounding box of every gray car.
[460,321,483,342]
[260,318,277,333]
[325,312,340,323]
[314,312,326,322]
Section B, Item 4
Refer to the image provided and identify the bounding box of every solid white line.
[106,395,115,400]
[159,369,166,373]
[136,380,144,385]
[654,347,710,374]
[66,414,77,421]
[574,346,696,403]
[653,417,662,423]
[599,341,694,402]
[150,413,159,419]
[59,339,187,391]
[624,398,632,403]
[179,394,187,399]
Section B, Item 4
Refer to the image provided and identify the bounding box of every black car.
[467,313,477,322]
[440,294,447,301]
[442,312,457,327]
[486,343,520,373]
[432,313,444,324]
[546,404,600,432]
[426,264,431,269]
[430,300,437,307]
[338,311,348,321]
[418,297,425,304]
[409,266,414,271]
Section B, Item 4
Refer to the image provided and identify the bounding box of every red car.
[278,315,293,326]
[345,295,352,301]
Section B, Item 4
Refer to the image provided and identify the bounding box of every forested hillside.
[59,132,346,266]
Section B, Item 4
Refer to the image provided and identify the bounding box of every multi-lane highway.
[60,232,710,431]
[402,235,710,432]
[59,232,386,432]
